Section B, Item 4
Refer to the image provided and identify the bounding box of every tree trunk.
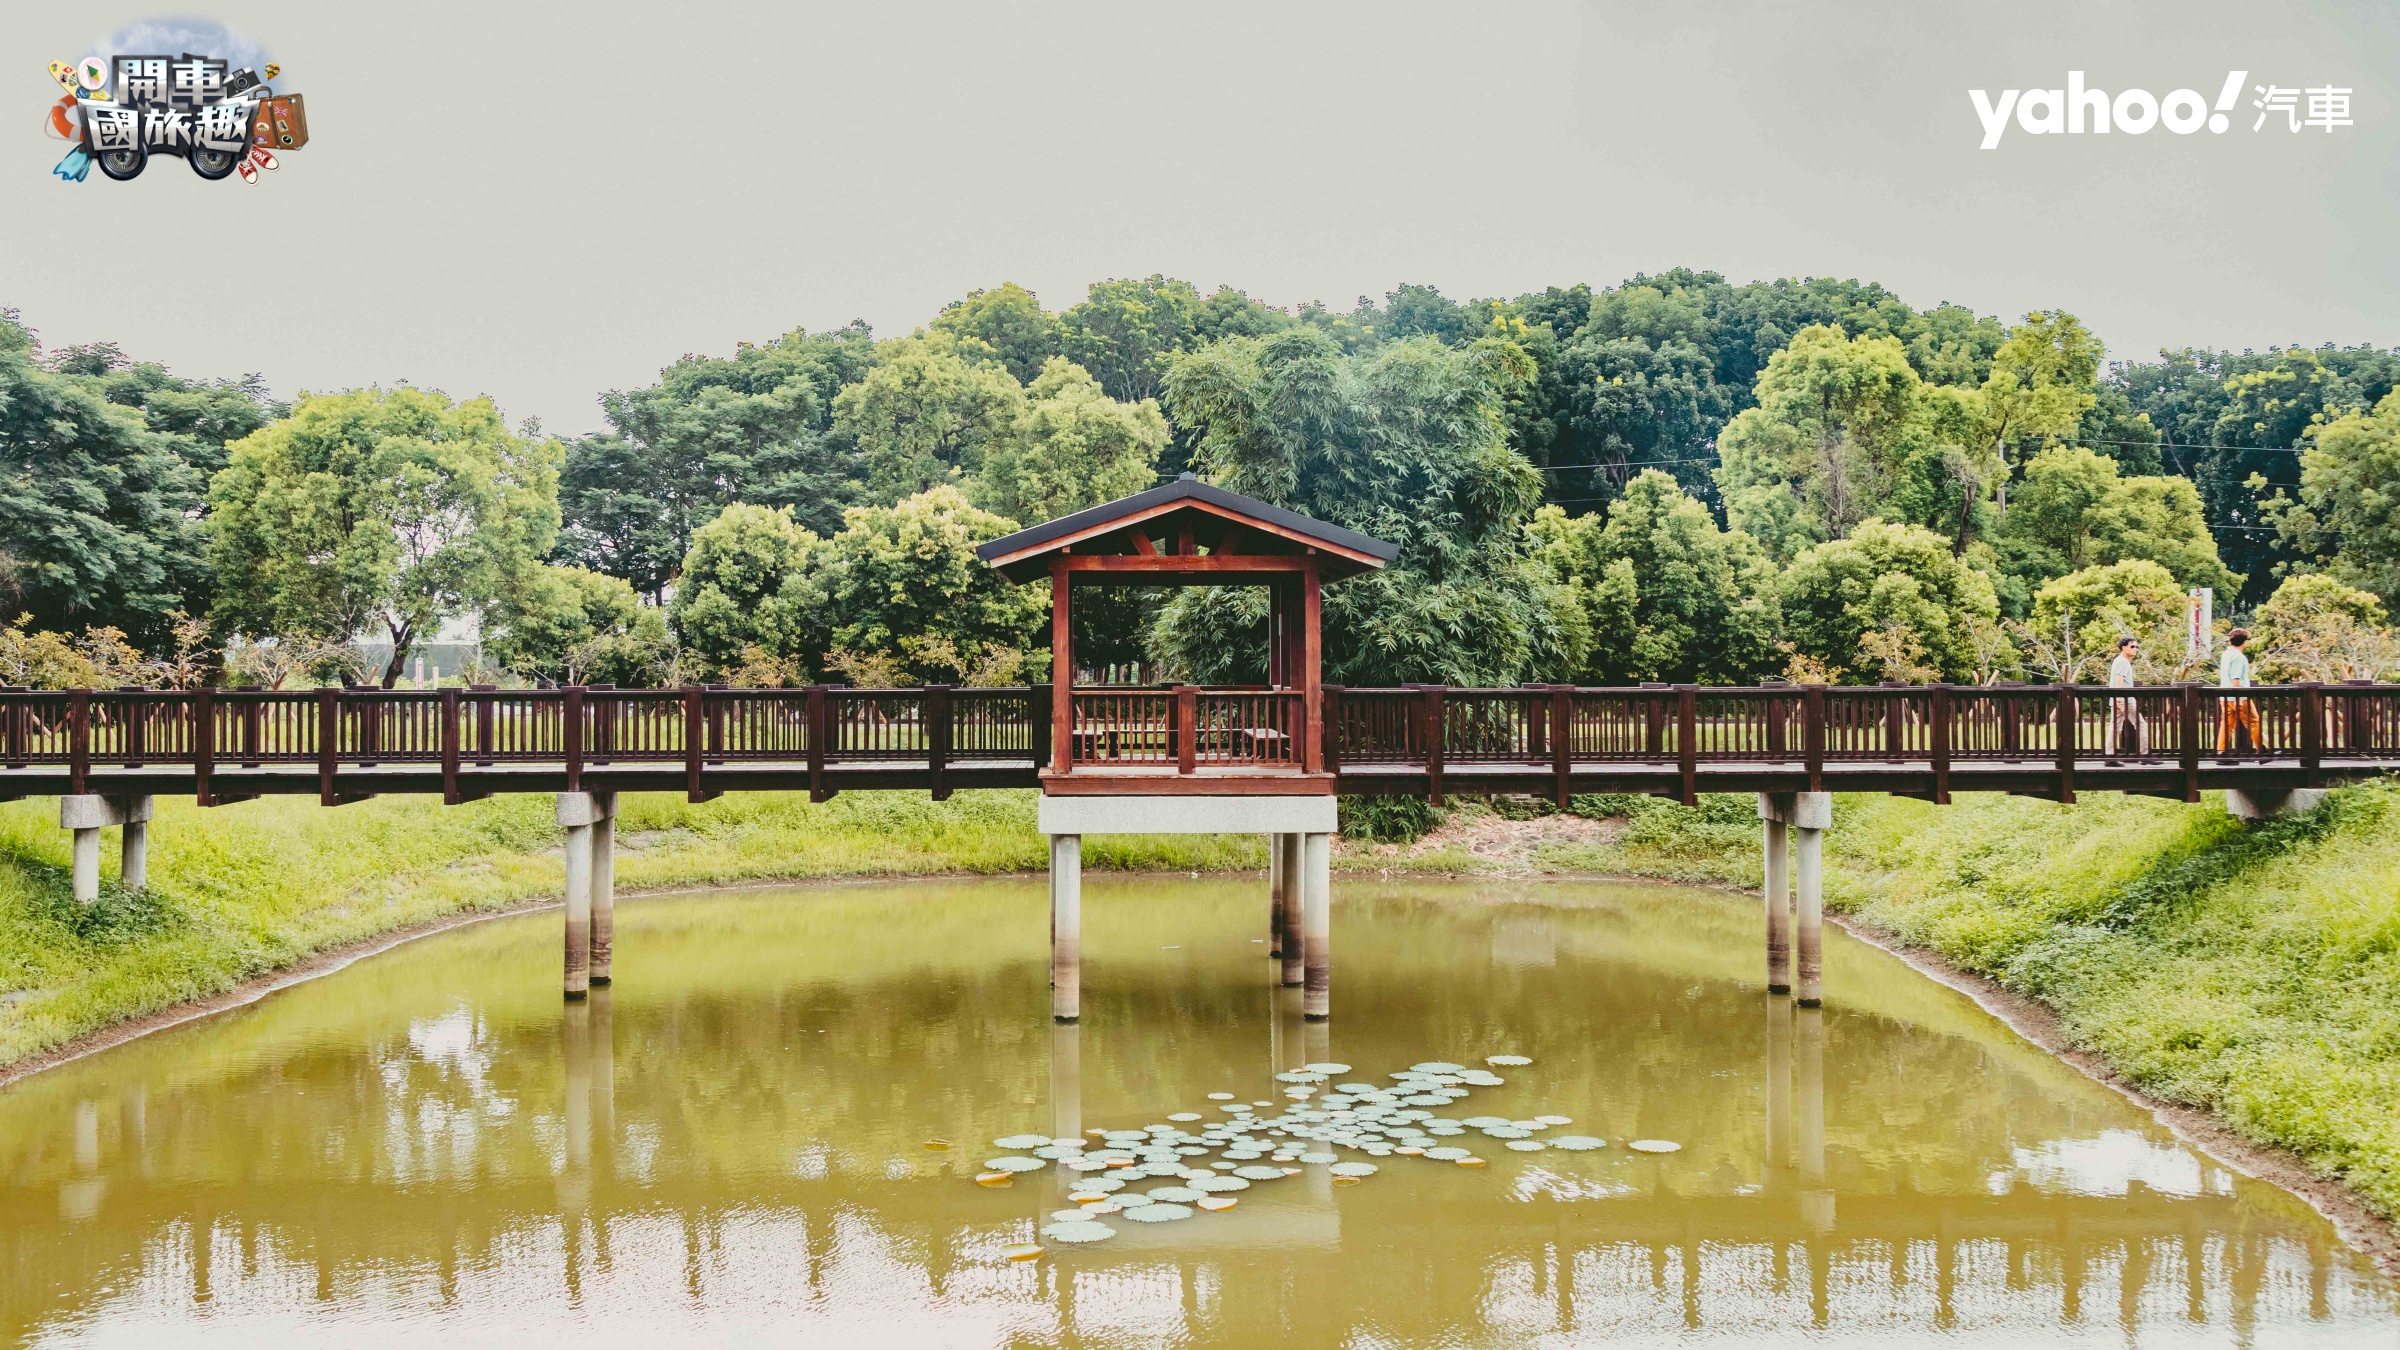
[381,618,414,689]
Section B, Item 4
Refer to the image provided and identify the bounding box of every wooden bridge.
[7,476,2395,1019]
[1,677,2394,808]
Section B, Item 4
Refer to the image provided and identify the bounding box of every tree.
[1715,326,1927,560]
[47,340,285,478]
[1525,471,1780,684]
[1779,520,2000,682]
[666,503,818,677]
[1155,330,1579,686]
[2000,446,2239,597]
[2023,560,2189,682]
[557,324,873,596]
[484,565,672,686]
[831,335,1025,504]
[1059,275,1207,403]
[969,358,1167,526]
[930,283,1062,384]
[2250,573,2398,683]
[0,315,207,648]
[2261,390,2400,609]
[805,486,1050,683]
[209,388,561,686]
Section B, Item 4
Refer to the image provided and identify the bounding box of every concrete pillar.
[1761,792,1831,1008]
[558,793,612,1000]
[1267,832,1285,959]
[1761,814,1791,994]
[2225,787,2328,820]
[1795,824,1824,1008]
[119,796,153,893]
[1051,833,1081,1022]
[590,793,617,986]
[60,795,147,905]
[1302,831,1331,1021]
[1279,831,1305,988]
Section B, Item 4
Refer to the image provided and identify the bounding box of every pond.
[0,875,2393,1347]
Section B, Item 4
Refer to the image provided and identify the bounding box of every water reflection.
[0,876,2391,1347]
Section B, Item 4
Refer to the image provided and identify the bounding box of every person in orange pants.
[2217,628,2260,754]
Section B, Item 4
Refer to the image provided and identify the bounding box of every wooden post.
[683,687,706,802]
[440,688,461,805]
[2054,684,2077,804]
[1677,686,1698,806]
[1267,583,1286,687]
[1302,831,1331,1021]
[1176,685,1198,773]
[1302,561,1324,773]
[560,686,583,793]
[1421,685,1446,805]
[1050,559,1073,774]
[315,688,337,806]
[193,688,216,808]
[474,685,495,767]
[1051,833,1081,1022]
[1930,685,1952,805]
[1321,685,1344,777]
[807,686,830,803]
[927,684,953,800]
[1802,686,1825,793]
[68,690,89,796]
[1551,685,1573,808]
[124,688,146,766]
[2301,683,2324,786]
[2180,685,2202,803]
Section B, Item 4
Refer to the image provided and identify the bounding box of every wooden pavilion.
[977,472,1399,796]
[979,473,1399,1023]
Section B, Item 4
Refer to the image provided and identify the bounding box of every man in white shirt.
[2107,636,2145,760]
[2217,628,2259,754]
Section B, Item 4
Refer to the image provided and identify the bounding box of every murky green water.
[1,876,2393,1347]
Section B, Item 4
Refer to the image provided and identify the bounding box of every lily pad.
[1040,1221,1115,1244]
[975,1172,1013,1186]
[1302,1062,1351,1074]
[1190,1175,1250,1192]
[1232,1165,1287,1180]
[1206,1092,1235,1101]
[1505,1140,1548,1152]
[1548,1136,1606,1151]
[1298,1151,1340,1164]
[1478,1127,1531,1140]
[1051,1208,1093,1222]
[995,1134,1053,1149]
[1197,1196,1239,1211]
[1424,1147,1473,1161]
[1534,1115,1572,1126]
[1629,1139,1682,1154]
[1123,1203,1195,1222]
[1486,1054,1532,1067]
[1329,1162,1379,1177]
[923,1139,951,1150]
[1167,1112,1203,1122]
[1002,1242,1044,1261]
[983,1156,1045,1172]
[1463,1116,1512,1128]
[1146,1186,1206,1203]
[1410,1062,1467,1073]
[1114,1193,1155,1208]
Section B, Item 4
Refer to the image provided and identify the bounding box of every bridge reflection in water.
[0,878,2390,1346]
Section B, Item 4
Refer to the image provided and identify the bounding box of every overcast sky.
[4,0,2395,434]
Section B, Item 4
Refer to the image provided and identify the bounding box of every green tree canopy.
[930,283,1063,384]
[969,358,1167,526]
[1526,471,1780,684]
[1060,275,1208,404]
[0,316,208,648]
[558,324,873,597]
[483,564,672,687]
[1999,445,2239,600]
[2262,390,2400,609]
[2025,559,2186,681]
[805,486,1050,683]
[1780,520,2001,682]
[1154,329,1577,686]
[665,503,818,677]
[831,335,1025,504]
[1715,325,1929,560]
[209,387,560,686]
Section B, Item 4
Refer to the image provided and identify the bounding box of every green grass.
[4,779,2398,1222]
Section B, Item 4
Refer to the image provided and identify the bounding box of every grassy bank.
[3,781,2398,1224]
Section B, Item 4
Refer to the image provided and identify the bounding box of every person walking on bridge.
[2107,636,2146,761]
[2217,628,2260,755]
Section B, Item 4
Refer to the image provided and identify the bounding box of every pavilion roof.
[976,474,1400,584]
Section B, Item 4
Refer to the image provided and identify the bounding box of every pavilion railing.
[6,682,2399,794]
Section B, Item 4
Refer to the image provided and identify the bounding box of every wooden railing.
[4,682,2397,801]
